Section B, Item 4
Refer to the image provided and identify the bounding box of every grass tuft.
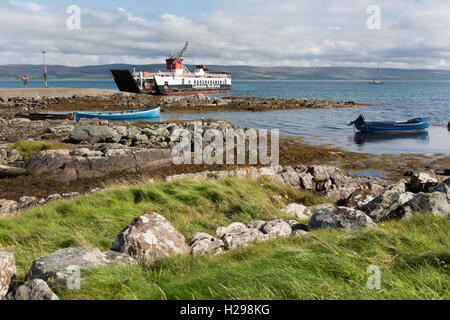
[6,140,74,160]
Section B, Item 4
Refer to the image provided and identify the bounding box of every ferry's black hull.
[155,84,231,95]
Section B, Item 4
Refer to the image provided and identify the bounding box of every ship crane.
[168,41,188,59]
[176,41,188,59]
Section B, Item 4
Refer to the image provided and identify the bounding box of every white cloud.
[0,0,449,69]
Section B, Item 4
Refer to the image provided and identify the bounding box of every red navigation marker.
[22,75,29,87]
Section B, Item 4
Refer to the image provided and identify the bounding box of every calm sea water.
[1,80,449,154]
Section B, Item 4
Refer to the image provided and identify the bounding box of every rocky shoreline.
[1,115,449,201]
[0,90,377,115]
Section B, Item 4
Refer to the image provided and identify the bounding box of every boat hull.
[74,107,160,121]
[18,113,73,120]
[355,117,430,133]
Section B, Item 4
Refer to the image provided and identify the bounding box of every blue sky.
[0,0,449,69]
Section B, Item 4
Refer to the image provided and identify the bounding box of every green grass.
[0,177,327,278]
[0,177,448,300]
[57,214,449,300]
[6,140,73,160]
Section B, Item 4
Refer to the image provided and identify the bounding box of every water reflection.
[127,117,160,123]
[353,131,430,145]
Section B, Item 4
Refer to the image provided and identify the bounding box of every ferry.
[111,42,231,95]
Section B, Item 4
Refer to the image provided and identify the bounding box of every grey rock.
[261,220,292,237]
[46,194,62,202]
[69,125,116,143]
[300,172,314,190]
[430,179,450,201]
[362,182,409,222]
[17,196,38,210]
[0,199,18,217]
[111,212,190,263]
[8,279,58,300]
[308,165,341,180]
[409,172,439,193]
[216,222,247,239]
[101,250,135,265]
[0,148,22,165]
[0,164,27,177]
[0,251,16,299]
[223,228,268,250]
[400,192,450,218]
[346,191,376,210]
[247,220,266,230]
[189,233,224,256]
[281,203,312,220]
[308,206,376,231]
[28,247,132,286]
[281,170,299,186]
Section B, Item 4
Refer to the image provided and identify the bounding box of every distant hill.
[1,64,450,81]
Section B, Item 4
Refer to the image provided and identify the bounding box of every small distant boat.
[17,113,73,120]
[368,62,384,84]
[348,114,431,133]
[74,107,160,121]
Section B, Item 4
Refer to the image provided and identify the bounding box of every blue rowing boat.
[348,114,431,133]
[74,107,160,121]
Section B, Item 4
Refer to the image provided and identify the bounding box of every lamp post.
[42,50,48,88]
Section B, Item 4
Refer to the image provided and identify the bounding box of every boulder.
[261,220,292,237]
[281,170,299,186]
[408,172,438,193]
[111,212,190,263]
[346,191,376,210]
[17,196,38,210]
[0,164,27,177]
[222,228,268,250]
[300,172,314,190]
[25,146,171,181]
[308,165,341,180]
[281,203,312,220]
[308,206,376,231]
[0,199,18,217]
[189,233,224,256]
[247,220,266,230]
[216,222,247,239]
[69,125,116,143]
[8,279,58,300]
[28,247,133,286]
[0,251,16,299]
[429,179,450,201]
[361,182,410,221]
[0,148,22,165]
[400,192,450,218]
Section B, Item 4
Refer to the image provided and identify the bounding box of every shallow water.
[161,109,449,155]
